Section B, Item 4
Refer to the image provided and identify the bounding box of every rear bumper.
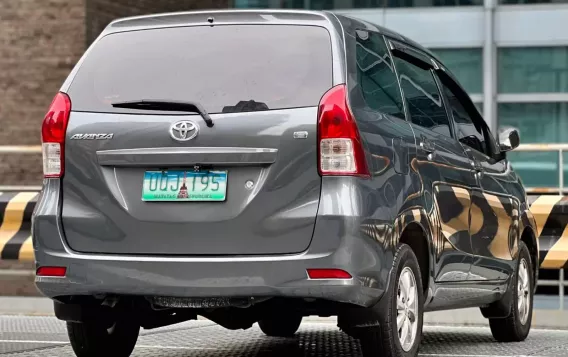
[35,250,380,307]
[33,179,390,308]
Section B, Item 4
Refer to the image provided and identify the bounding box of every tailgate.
[59,23,333,255]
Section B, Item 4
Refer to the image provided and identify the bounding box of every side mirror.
[498,128,520,152]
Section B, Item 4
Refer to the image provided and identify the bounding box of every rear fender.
[388,207,434,302]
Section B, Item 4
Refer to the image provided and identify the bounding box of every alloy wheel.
[517,258,531,325]
[397,266,419,352]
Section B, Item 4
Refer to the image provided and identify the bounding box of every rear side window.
[355,31,405,120]
[67,25,333,114]
[394,57,452,138]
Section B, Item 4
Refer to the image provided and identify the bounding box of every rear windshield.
[67,24,333,114]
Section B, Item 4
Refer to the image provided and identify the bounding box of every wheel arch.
[520,226,538,290]
[519,207,539,288]
[397,210,433,297]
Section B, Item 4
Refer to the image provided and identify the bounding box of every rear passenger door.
[389,40,477,282]
[435,67,516,281]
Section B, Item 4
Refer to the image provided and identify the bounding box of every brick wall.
[0,0,86,186]
[86,0,231,46]
[0,0,230,186]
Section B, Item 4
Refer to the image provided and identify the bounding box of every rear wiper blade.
[111,99,214,127]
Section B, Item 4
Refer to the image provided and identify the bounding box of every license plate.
[142,170,227,202]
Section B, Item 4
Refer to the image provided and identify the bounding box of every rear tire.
[67,319,139,357]
[258,315,302,337]
[488,241,533,342]
[359,243,424,357]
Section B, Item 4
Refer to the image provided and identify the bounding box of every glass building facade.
[231,0,568,190]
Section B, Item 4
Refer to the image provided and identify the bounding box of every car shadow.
[134,325,528,357]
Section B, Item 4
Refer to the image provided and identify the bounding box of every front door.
[436,68,515,281]
[468,150,518,281]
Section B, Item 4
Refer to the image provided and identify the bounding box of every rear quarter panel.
[326,14,431,297]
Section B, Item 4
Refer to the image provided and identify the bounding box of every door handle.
[471,160,483,178]
[419,138,435,153]
[419,137,435,161]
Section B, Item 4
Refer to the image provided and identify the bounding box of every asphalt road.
[1,315,568,357]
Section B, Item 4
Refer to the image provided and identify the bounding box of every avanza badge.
[70,133,114,140]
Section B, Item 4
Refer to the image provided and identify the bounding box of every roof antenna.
[207,17,214,26]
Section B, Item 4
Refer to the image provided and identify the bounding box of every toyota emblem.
[169,120,199,141]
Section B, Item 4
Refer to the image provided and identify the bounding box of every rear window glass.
[67,25,333,114]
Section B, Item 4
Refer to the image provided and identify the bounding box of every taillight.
[41,92,71,178]
[317,84,369,177]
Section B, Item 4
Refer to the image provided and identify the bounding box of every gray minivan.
[33,9,537,357]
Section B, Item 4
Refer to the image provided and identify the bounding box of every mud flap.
[480,275,514,319]
[337,295,387,340]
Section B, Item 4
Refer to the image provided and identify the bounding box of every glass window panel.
[386,0,481,6]
[498,47,568,93]
[506,151,563,188]
[355,31,405,119]
[474,102,483,114]
[68,25,333,115]
[500,0,568,4]
[282,0,308,7]
[353,0,383,7]
[233,0,310,8]
[441,83,489,155]
[431,48,483,94]
[499,103,568,143]
[233,0,272,7]
[233,0,482,7]
[395,57,452,138]
[499,102,568,188]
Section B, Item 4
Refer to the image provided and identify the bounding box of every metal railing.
[0,145,42,191]
[0,145,41,154]
[537,270,566,310]
[513,144,568,310]
[515,143,568,195]
[1,144,568,308]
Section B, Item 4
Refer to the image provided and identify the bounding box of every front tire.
[488,241,533,342]
[258,314,303,337]
[67,319,140,357]
[359,243,424,357]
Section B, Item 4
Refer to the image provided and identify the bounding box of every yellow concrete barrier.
[0,192,38,261]
[0,189,567,268]
[531,195,568,269]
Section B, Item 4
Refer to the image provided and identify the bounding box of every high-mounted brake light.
[41,92,71,178]
[317,84,369,177]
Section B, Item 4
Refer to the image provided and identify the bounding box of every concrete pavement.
[1,316,568,357]
[2,296,568,330]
